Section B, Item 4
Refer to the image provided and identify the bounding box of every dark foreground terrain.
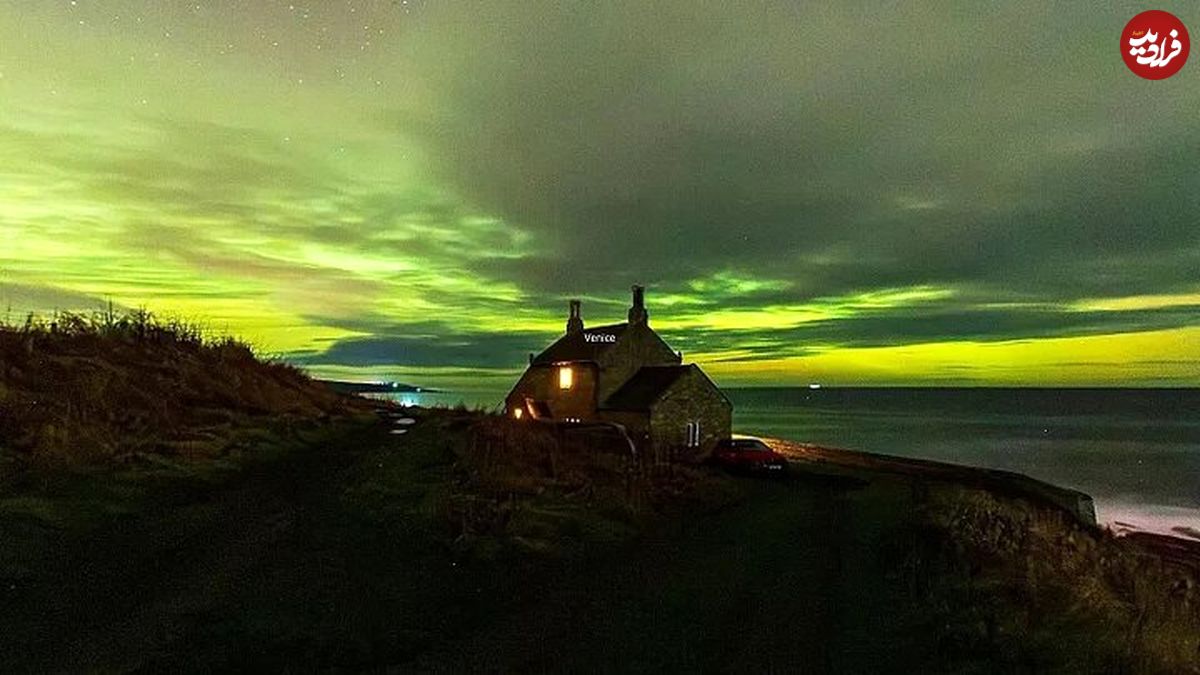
[1,315,1196,673]
[2,407,1197,673]
[0,410,868,672]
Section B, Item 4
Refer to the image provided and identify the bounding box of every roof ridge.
[530,322,630,365]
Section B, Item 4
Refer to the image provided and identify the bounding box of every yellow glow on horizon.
[698,326,1200,386]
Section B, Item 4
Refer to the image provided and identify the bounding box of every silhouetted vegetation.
[0,310,367,463]
[435,413,741,559]
[897,487,1200,673]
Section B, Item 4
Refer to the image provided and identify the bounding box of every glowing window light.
[558,366,573,389]
[513,407,524,419]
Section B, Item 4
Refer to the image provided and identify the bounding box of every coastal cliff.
[767,438,1098,526]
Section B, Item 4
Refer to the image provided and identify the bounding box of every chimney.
[566,299,584,334]
[627,284,648,325]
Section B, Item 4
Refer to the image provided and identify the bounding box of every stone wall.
[505,363,599,420]
[647,367,732,463]
[595,409,652,455]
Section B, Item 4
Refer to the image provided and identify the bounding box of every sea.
[378,387,1200,540]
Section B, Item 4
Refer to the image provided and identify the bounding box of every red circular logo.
[1122,10,1189,79]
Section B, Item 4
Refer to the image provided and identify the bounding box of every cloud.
[395,1,1200,303]
[0,283,119,317]
[293,323,548,369]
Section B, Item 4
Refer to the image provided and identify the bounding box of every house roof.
[531,323,629,365]
[601,365,694,411]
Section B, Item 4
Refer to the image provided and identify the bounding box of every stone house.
[504,286,732,460]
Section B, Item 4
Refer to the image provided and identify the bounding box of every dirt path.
[411,474,929,673]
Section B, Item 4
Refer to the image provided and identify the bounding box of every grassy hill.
[0,311,367,464]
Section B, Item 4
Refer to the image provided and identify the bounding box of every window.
[558,366,573,389]
[685,421,701,448]
[512,407,523,419]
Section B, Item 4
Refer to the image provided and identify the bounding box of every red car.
[709,437,789,475]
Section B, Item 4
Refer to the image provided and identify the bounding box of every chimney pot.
[628,284,648,325]
[566,299,584,334]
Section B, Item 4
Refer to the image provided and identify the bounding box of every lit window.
[558,366,573,389]
[513,407,523,419]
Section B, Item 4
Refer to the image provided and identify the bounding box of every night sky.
[2,1,1198,389]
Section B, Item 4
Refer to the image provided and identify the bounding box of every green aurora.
[2,1,1198,390]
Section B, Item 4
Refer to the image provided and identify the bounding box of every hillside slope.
[0,312,366,462]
